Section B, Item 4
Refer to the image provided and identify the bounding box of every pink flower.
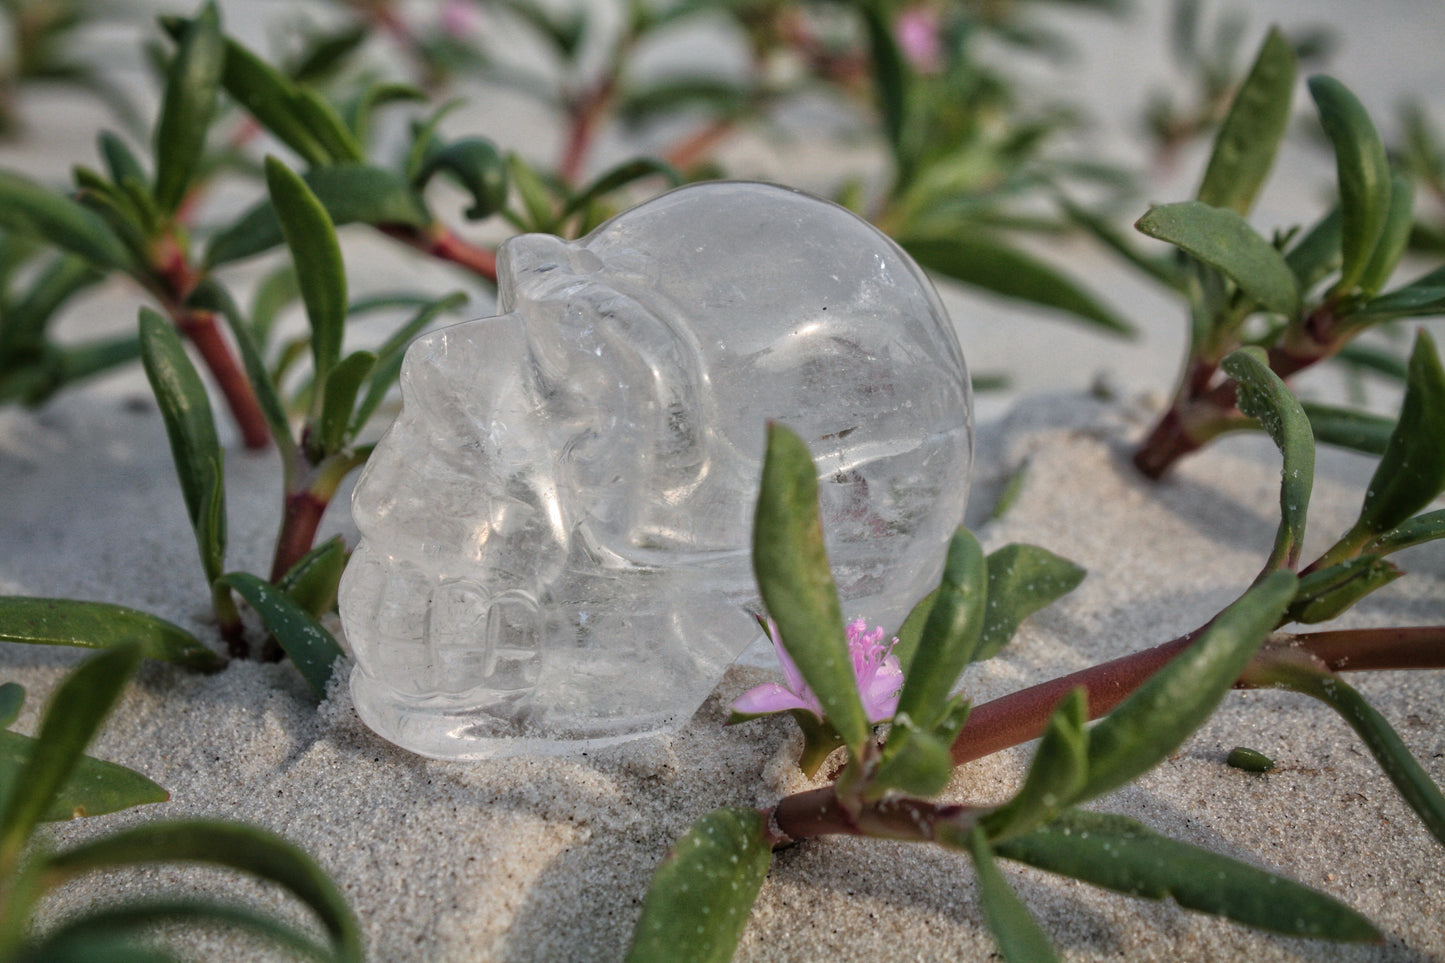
[733,618,903,724]
[895,6,943,74]
[441,0,482,38]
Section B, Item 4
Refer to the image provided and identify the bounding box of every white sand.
[3,385,1443,961]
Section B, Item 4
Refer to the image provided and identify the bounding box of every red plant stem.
[270,488,328,584]
[771,787,982,845]
[662,118,737,172]
[381,223,498,284]
[559,77,618,187]
[174,309,271,450]
[949,625,1445,766]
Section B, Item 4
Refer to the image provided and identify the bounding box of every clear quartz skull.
[338,181,973,759]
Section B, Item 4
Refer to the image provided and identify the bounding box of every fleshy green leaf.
[414,138,509,220]
[902,233,1134,336]
[1196,27,1297,216]
[219,573,344,699]
[967,827,1060,963]
[1286,556,1401,625]
[1309,75,1392,294]
[278,536,348,618]
[1301,401,1393,455]
[1284,207,1342,292]
[1135,201,1300,316]
[265,157,346,393]
[1226,746,1275,772]
[0,597,222,670]
[0,684,20,728]
[975,544,1086,662]
[204,30,330,165]
[997,809,1381,941]
[0,170,129,270]
[1355,174,1415,298]
[860,3,910,174]
[1353,264,1445,320]
[981,688,1088,841]
[869,714,955,799]
[207,164,430,267]
[0,729,167,823]
[1078,571,1296,802]
[44,819,363,963]
[560,157,680,223]
[626,808,772,963]
[1247,659,1445,849]
[31,899,337,963]
[892,529,985,730]
[153,2,223,215]
[1339,330,1445,547]
[508,154,557,233]
[752,424,866,754]
[1222,347,1315,570]
[316,350,376,456]
[1365,508,1445,556]
[138,308,227,579]
[0,645,141,856]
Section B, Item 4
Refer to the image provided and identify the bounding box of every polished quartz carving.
[338,182,974,759]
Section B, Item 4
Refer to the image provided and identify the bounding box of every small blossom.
[895,5,943,74]
[441,0,483,38]
[733,618,903,724]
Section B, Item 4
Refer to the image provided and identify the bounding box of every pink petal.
[733,682,818,717]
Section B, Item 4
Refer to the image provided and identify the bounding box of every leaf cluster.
[0,647,361,962]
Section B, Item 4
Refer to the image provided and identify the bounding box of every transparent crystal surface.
[338,182,974,759]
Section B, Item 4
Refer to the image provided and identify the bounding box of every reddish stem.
[381,223,498,284]
[949,625,1445,766]
[270,488,328,584]
[174,309,271,450]
[559,78,618,187]
[771,787,982,845]
[662,118,737,172]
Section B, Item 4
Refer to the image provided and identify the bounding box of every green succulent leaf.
[626,808,772,963]
[0,684,20,728]
[981,688,1088,841]
[1338,330,1445,549]
[0,170,129,271]
[0,597,222,670]
[902,233,1134,336]
[1353,264,1445,320]
[1365,508,1445,556]
[1078,571,1296,802]
[1245,659,1445,849]
[752,424,866,754]
[967,827,1060,963]
[414,138,509,220]
[205,31,330,166]
[508,154,557,233]
[44,819,363,963]
[561,158,681,223]
[1300,402,1393,456]
[278,536,348,618]
[975,543,1086,662]
[30,899,338,963]
[1286,556,1401,625]
[208,164,430,267]
[219,573,344,700]
[1222,347,1315,571]
[1354,174,1415,298]
[3,253,102,349]
[869,714,955,800]
[893,528,986,730]
[265,157,346,395]
[1309,75,1392,295]
[1196,27,1297,216]
[997,809,1381,941]
[1226,746,1275,773]
[99,132,147,190]
[153,1,223,215]
[1284,207,1342,293]
[0,645,142,857]
[138,308,227,579]
[1135,201,1300,316]
[316,349,376,456]
[0,728,167,823]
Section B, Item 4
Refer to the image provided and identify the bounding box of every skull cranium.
[338,182,973,758]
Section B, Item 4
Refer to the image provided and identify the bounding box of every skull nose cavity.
[426,580,542,695]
